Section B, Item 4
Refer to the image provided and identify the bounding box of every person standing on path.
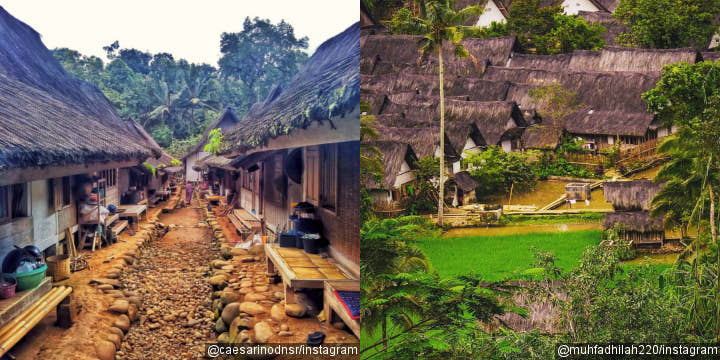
[186,182,193,205]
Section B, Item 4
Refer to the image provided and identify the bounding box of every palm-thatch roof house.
[222,22,360,299]
[0,6,159,261]
[181,107,241,183]
[363,141,417,205]
[126,119,179,206]
[603,180,666,245]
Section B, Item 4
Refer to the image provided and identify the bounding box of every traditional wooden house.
[0,6,159,261]
[181,107,241,183]
[603,180,666,245]
[221,23,359,331]
[126,120,177,207]
[363,141,418,205]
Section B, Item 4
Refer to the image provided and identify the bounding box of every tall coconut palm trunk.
[438,49,445,226]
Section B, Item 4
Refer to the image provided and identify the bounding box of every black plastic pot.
[303,237,319,254]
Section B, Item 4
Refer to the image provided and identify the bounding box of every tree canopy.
[52,17,309,156]
[614,0,720,49]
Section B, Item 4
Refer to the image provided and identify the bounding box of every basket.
[46,255,71,281]
[15,264,47,291]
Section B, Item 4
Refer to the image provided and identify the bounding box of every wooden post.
[56,295,73,329]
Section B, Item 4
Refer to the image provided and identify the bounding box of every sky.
[0,0,358,66]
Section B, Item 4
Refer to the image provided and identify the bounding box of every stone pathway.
[116,208,216,359]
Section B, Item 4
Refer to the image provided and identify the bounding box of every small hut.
[603,180,666,246]
[566,182,591,201]
[453,171,479,205]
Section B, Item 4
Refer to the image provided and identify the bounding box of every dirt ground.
[8,202,168,360]
[5,193,357,360]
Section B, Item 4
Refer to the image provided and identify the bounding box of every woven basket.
[46,254,71,281]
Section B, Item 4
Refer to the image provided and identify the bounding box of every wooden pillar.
[56,295,74,329]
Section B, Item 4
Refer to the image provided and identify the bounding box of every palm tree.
[143,79,182,128]
[390,0,482,225]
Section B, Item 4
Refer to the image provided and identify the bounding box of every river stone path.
[118,207,216,360]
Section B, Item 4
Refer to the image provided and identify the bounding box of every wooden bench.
[0,278,73,357]
[163,196,179,212]
[228,209,262,240]
[111,220,129,236]
[148,195,161,208]
[324,280,360,338]
[264,244,356,304]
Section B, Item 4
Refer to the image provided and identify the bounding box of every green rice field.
[417,230,603,280]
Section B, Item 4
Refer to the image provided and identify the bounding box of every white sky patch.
[0,0,358,66]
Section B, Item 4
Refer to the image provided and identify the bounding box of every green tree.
[614,0,720,49]
[644,60,720,336]
[204,128,224,156]
[388,0,482,226]
[219,17,309,103]
[360,110,384,222]
[463,146,538,200]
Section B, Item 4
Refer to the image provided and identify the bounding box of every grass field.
[417,230,602,280]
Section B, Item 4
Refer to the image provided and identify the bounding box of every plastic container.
[0,275,16,299]
[279,233,297,248]
[15,263,47,291]
[303,237,319,254]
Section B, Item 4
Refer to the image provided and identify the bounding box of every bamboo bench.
[0,279,73,357]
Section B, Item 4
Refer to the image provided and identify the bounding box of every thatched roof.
[603,180,665,211]
[578,10,626,47]
[702,52,720,62]
[363,141,417,189]
[454,171,479,192]
[564,109,655,136]
[567,46,699,73]
[0,7,158,171]
[485,66,561,85]
[184,107,241,158]
[595,0,619,12]
[378,92,525,147]
[362,73,510,101]
[522,125,563,149]
[223,23,359,152]
[446,99,526,145]
[375,124,457,160]
[507,53,571,71]
[196,155,235,171]
[604,211,664,232]
[361,35,518,76]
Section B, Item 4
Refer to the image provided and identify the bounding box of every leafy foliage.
[404,156,441,214]
[614,0,720,49]
[219,17,309,103]
[475,0,605,54]
[53,17,309,154]
[203,128,224,156]
[463,146,537,200]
